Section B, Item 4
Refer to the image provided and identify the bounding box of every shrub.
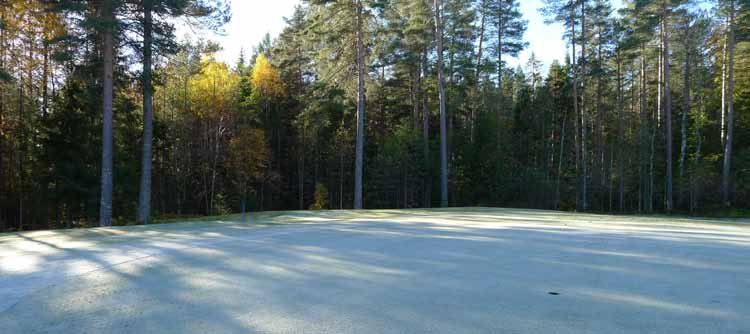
[310,183,329,210]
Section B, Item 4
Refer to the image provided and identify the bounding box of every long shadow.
[0,209,748,333]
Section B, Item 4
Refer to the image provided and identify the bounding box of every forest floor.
[0,208,748,333]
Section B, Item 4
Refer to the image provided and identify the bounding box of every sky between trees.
[185,0,625,71]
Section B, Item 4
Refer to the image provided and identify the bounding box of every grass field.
[1,208,748,333]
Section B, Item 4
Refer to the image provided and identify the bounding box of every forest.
[0,0,747,231]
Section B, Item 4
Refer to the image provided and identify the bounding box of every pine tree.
[99,0,117,227]
[541,0,584,210]
[136,0,229,224]
[489,0,527,134]
[434,0,448,207]
[304,0,374,209]
[354,0,366,209]
[721,0,737,206]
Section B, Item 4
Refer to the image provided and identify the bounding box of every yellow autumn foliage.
[188,58,240,118]
[250,54,284,99]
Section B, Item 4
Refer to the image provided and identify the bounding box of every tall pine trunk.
[556,108,567,209]
[422,51,431,208]
[138,0,154,224]
[720,28,727,146]
[42,40,49,118]
[679,20,690,180]
[339,144,344,209]
[411,70,419,130]
[722,0,735,206]
[569,1,581,211]
[617,51,625,211]
[691,95,703,212]
[639,46,648,212]
[99,1,115,227]
[595,25,604,210]
[0,7,5,229]
[435,0,448,207]
[353,0,365,209]
[579,0,588,211]
[657,42,662,126]
[17,86,23,230]
[299,127,305,209]
[472,0,486,143]
[496,3,504,145]
[662,2,673,212]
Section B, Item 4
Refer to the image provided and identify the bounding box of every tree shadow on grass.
[0,209,748,333]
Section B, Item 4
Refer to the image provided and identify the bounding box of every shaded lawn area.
[0,208,748,333]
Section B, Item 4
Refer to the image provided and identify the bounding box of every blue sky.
[512,0,623,69]
[182,0,624,71]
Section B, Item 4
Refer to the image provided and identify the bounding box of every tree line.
[0,0,747,231]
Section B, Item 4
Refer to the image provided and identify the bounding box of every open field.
[1,208,749,333]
